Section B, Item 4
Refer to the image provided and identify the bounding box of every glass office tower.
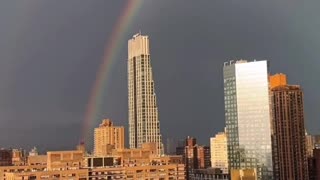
[223,60,273,179]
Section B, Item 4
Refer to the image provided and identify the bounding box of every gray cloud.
[0,0,319,151]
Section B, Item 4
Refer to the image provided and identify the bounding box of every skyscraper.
[94,119,124,156]
[128,33,163,155]
[223,60,273,179]
[270,75,308,180]
[210,131,228,173]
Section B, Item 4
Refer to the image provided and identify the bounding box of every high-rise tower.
[270,74,308,180]
[94,119,124,156]
[128,33,163,155]
[223,60,274,179]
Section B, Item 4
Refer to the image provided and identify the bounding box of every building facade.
[269,73,287,89]
[197,146,211,169]
[210,131,228,173]
[1,146,185,180]
[176,137,211,179]
[0,165,46,180]
[0,149,12,166]
[230,169,257,180]
[88,164,185,180]
[306,134,320,158]
[223,60,273,179]
[190,169,229,180]
[5,169,88,180]
[47,150,84,171]
[270,79,309,180]
[309,148,320,180]
[4,160,185,180]
[94,119,124,156]
[12,149,26,166]
[28,147,38,156]
[176,137,198,179]
[128,33,163,154]
[306,132,316,158]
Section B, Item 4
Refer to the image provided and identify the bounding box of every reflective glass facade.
[224,60,273,180]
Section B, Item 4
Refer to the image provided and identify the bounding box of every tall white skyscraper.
[210,131,228,174]
[128,33,163,155]
[223,60,273,179]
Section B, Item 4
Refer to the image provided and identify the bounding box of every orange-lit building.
[89,163,185,180]
[269,73,287,89]
[47,150,84,171]
[113,142,157,165]
[4,164,185,180]
[76,141,86,154]
[12,149,26,166]
[230,169,257,180]
[210,131,228,174]
[27,155,47,166]
[5,169,88,180]
[1,146,184,180]
[94,119,125,156]
[0,165,46,180]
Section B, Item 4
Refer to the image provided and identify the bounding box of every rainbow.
[81,0,143,143]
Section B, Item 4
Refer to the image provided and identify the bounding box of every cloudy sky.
[0,0,319,151]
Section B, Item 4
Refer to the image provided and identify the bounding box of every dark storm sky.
[0,0,319,151]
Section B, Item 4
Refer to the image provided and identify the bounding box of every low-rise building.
[230,169,257,180]
[0,165,46,180]
[190,168,229,180]
[5,169,88,180]
[47,150,83,170]
[12,149,26,166]
[27,155,47,166]
[113,142,157,165]
[88,164,185,180]
[1,143,185,180]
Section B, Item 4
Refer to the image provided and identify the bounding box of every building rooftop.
[223,59,267,66]
[99,119,113,127]
[271,84,301,91]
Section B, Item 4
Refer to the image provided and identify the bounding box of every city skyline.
[0,0,320,151]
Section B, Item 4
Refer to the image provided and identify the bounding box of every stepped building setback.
[128,33,163,155]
